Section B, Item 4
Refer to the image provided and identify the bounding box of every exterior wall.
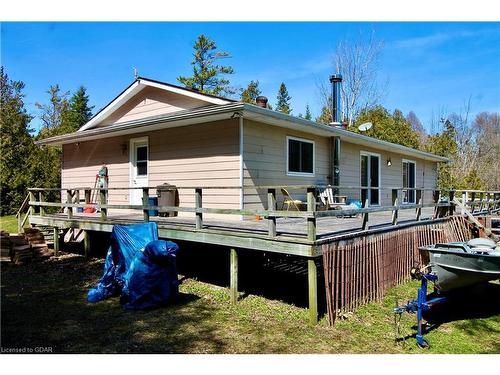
[242,120,439,210]
[242,119,330,211]
[98,86,209,127]
[62,119,240,219]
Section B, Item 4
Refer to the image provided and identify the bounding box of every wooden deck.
[30,207,437,257]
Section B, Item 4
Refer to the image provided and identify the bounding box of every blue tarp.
[87,222,179,309]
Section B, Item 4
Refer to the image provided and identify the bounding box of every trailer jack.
[394,271,447,348]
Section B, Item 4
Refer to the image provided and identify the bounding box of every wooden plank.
[195,188,203,230]
[308,258,318,324]
[230,248,238,304]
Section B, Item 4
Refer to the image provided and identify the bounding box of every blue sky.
[1,22,499,133]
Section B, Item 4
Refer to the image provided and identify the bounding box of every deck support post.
[391,189,398,225]
[142,188,150,222]
[307,188,316,242]
[267,189,277,237]
[308,258,318,324]
[83,230,90,259]
[230,248,238,304]
[100,189,107,220]
[195,188,203,230]
[433,190,441,219]
[53,227,60,256]
[362,198,370,230]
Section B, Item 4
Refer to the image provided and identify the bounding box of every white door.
[130,137,149,205]
[360,152,381,206]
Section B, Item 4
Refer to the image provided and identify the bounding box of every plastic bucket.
[148,197,158,216]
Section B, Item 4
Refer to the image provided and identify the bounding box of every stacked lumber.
[24,228,53,261]
[1,230,12,261]
[9,234,33,264]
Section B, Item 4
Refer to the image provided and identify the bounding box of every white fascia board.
[79,80,143,132]
[142,79,231,105]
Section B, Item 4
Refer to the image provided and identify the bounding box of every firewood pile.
[0,228,54,265]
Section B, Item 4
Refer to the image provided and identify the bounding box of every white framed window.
[360,151,381,206]
[286,136,315,176]
[402,159,416,204]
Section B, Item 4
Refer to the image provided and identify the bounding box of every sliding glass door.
[403,160,416,204]
[360,153,380,206]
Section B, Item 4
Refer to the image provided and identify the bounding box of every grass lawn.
[0,215,19,234]
[1,252,499,354]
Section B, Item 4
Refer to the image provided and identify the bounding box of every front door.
[130,137,149,205]
[360,152,380,206]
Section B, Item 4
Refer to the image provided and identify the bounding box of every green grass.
[1,253,499,353]
[0,215,19,234]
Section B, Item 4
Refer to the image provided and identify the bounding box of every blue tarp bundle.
[87,222,179,310]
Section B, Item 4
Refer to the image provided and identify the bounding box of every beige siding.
[98,87,210,127]
[62,119,240,219]
[242,120,330,210]
[242,120,439,210]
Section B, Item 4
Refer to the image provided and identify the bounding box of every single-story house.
[37,77,448,219]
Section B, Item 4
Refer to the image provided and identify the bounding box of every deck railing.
[24,185,500,242]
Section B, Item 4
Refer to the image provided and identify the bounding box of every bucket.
[148,197,158,217]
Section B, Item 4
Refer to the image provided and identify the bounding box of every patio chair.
[280,188,305,211]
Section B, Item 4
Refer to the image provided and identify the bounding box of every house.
[37,77,448,219]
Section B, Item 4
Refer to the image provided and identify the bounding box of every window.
[402,160,416,204]
[360,152,380,206]
[136,145,148,176]
[287,136,315,176]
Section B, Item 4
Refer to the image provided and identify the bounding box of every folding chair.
[280,188,305,211]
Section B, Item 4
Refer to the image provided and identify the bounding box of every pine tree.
[0,67,35,214]
[61,86,94,133]
[177,34,235,97]
[240,80,261,104]
[316,102,332,125]
[305,104,312,120]
[35,84,70,138]
[275,82,292,114]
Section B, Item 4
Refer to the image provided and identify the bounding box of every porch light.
[386,158,392,166]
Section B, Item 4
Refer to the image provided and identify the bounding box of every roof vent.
[255,96,268,108]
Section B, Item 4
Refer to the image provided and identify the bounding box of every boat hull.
[420,246,500,292]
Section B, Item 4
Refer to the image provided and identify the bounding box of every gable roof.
[78,77,236,131]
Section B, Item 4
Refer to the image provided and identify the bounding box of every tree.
[473,112,500,189]
[240,80,261,104]
[406,111,427,147]
[61,86,94,133]
[316,103,332,125]
[35,84,69,138]
[352,106,420,149]
[275,82,292,114]
[317,32,385,127]
[305,104,312,120]
[0,67,34,214]
[177,34,235,97]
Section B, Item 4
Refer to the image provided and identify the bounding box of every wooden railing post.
[433,190,441,219]
[449,190,455,216]
[362,198,370,230]
[67,189,73,219]
[391,189,398,225]
[267,188,277,238]
[142,187,150,222]
[100,189,107,220]
[470,192,476,213]
[28,190,35,216]
[416,189,422,221]
[486,192,492,214]
[195,188,203,230]
[479,192,485,212]
[307,188,316,242]
[74,189,80,214]
[461,191,467,215]
[53,227,59,256]
[39,191,45,216]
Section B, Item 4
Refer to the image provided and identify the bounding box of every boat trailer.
[394,268,447,348]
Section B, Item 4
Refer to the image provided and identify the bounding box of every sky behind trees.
[1,21,499,132]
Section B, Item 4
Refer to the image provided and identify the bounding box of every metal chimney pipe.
[329,74,342,125]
